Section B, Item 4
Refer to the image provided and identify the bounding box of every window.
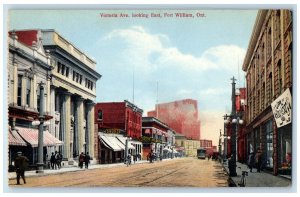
[26,77,31,106]
[269,72,273,102]
[98,110,103,120]
[37,95,40,112]
[66,67,69,78]
[278,60,283,94]
[57,62,61,73]
[17,75,22,106]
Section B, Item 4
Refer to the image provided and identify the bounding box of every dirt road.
[9,157,228,187]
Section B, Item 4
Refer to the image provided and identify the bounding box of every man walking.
[84,152,91,169]
[14,151,29,185]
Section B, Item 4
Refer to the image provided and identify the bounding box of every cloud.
[99,26,246,74]
[199,88,227,97]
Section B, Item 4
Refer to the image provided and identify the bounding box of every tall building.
[148,99,201,140]
[242,10,292,176]
[9,29,102,166]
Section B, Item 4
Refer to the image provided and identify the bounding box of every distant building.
[184,139,200,157]
[200,139,213,156]
[148,99,201,140]
[94,100,143,164]
[142,117,175,160]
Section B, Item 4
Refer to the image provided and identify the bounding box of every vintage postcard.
[3,4,295,192]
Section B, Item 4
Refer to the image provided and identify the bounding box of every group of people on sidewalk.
[247,148,263,173]
[78,152,91,169]
[50,151,63,170]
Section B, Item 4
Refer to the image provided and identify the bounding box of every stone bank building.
[8,29,101,167]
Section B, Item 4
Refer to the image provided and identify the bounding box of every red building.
[148,99,201,140]
[200,139,213,156]
[94,100,143,164]
[142,117,174,160]
[95,100,143,139]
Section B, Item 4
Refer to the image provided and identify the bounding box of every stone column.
[60,91,71,159]
[21,75,27,106]
[32,75,37,109]
[78,98,84,154]
[86,101,95,157]
[49,86,56,136]
[46,74,51,113]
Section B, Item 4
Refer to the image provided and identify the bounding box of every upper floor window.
[17,75,22,106]
[98,110,103,120]
[57,61,69,78]
[73,70,83,84]
[26,77,31,106]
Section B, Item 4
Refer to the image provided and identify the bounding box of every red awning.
[16,127,63,147]
[9,128,27,146]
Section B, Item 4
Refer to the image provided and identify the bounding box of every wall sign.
[271,89,292,128]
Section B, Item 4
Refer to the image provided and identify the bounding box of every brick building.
[142,117,175,160]
[94,100,143,164]
[242,10,292,176]
[148,99,201,140]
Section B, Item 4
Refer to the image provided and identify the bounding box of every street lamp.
[32,81,47,173]
[225,76,244,177]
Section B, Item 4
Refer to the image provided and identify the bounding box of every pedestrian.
[126,153,132,166]
[84,152,91,169]
[79,152,84,169]
[133,154,137,164]
[255,148,263,172]
[57,152,62,169]
[50,152,56,169]
[14,151,29,185]
[247,152,255,172]
[54,151,59,169]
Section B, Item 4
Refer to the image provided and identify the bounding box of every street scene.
[5,7,293,191]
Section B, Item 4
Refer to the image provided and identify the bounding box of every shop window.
[278,124,292,175]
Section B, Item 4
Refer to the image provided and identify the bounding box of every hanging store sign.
[271,88,292,128]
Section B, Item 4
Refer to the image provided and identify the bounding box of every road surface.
[9,157,228,187]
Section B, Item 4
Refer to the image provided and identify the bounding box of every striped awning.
[9,128,27,146]
[16,127,63,147]
[99,135,123,151]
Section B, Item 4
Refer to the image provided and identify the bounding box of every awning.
[16,127,64,147]
[9,128,27,146]
[99,135,123,151]
[116,136,136,149]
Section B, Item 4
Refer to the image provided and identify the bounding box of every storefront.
[98,132,137,164]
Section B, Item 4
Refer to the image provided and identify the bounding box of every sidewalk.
[222,161,291,187]
[7,160,149,180]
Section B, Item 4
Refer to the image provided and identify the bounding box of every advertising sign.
[271,89,292,128]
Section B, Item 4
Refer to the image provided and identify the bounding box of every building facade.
[95,100,143,164]
[7,30,63,168]
[142,117,175,160]
[147,99,201,140]
[242,10,292,175]
[183,139,200,157]
[11,29,102,166]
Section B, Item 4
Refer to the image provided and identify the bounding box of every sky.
[7,8,258,145]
